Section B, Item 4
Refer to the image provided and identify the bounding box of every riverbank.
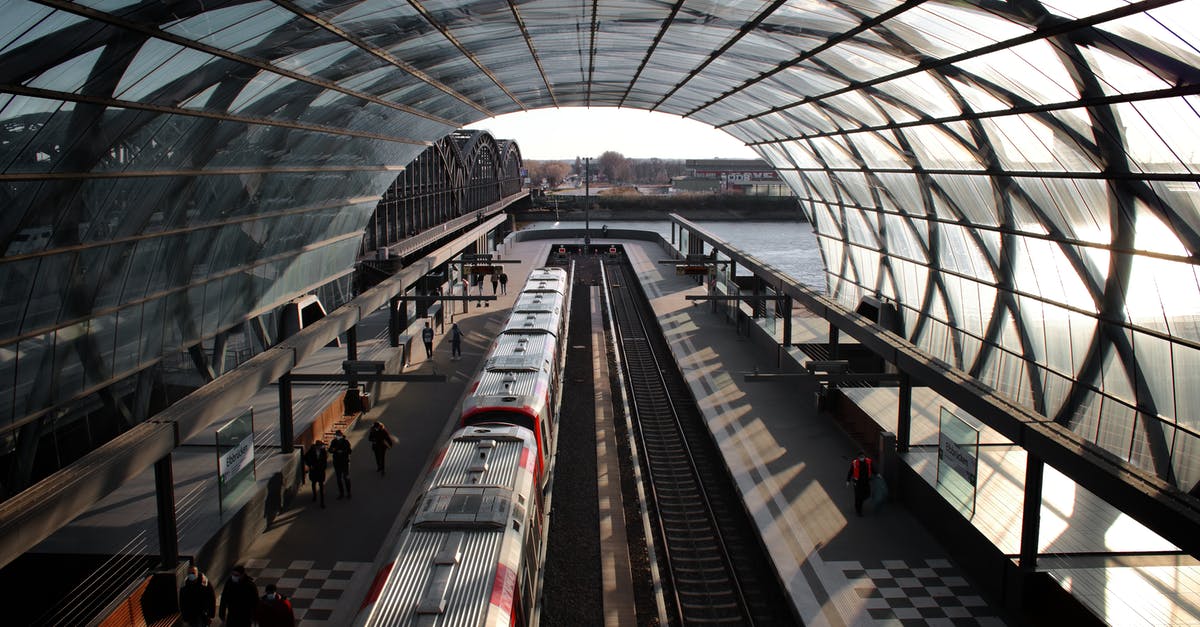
[513,206,807,222]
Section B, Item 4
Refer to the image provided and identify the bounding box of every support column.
[389,297,401,347]
[188,344,215,383]
[897,373,912,453]
[829,325,840,360]
[780,294,793,369]
[347,325,359,360]
[154,454,179,569]
[211,330,230,377]
[278,373,294,453]
[251,316,272,350]
[347,325,359,391]
[1020,454,1044,571]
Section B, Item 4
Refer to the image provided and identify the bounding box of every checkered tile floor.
[242,558,370,623]
[833,558,1005,625]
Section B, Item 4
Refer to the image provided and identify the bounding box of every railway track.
[603,258,794,626]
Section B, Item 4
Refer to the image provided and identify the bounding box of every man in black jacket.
[304,440,329,508]
[218,565,258,627]
[330,430,352,499]
[179,564,215,626]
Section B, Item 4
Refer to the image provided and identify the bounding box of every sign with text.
[216,408,256,514]
[936,406,980,517]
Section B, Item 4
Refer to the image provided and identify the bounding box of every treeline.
[524,151,690,187]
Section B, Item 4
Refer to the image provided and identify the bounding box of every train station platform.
[622,241,1010,625]
[37,229,1186,625]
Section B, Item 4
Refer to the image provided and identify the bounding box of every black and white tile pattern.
[242,558,369,623]
[832,558,1005,625]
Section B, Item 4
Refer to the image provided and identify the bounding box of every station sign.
[676,265,711,276]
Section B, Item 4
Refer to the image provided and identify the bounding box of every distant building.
[684,159,793,196]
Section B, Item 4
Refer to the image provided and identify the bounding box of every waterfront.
[518,219,825,292]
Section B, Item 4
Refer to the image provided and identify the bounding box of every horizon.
[463,107,761,161]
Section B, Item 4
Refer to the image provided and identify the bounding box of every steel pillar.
[153,455,178,569]
[1020,455,1044,571]
[897,373,912,453]
[278,374,294,453]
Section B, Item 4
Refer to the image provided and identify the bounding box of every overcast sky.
[463,107,760,161]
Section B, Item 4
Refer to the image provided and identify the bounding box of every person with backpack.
[846,452,875,517]
[368,421,394,475]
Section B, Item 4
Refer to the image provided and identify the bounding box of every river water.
[518,219,826,293]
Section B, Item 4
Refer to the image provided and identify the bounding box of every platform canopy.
[1,1,1199,493]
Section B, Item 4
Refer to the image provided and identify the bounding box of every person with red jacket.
[254,583,295,627]
[846,452,875,516]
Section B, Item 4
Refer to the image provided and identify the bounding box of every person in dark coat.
[421,321,434,358]
[449,322,463,360]
[498,271,508,295]
[368,421,394,475]
[217,565,258,627]
[490,267,500,294]
[179,564,216,626]
[254,583,296,627]
[846,452,875,516]
[329,429,352,499]
[304,440,329,507]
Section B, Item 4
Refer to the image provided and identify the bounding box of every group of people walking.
[302,421,395,505]
[179,564,294,627]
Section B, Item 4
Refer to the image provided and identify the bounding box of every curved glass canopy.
[1,0,1199,493]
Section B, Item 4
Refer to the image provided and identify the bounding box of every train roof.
[500,311,560,336]
[523,268,567,294]
[484,334,555,372]
[528,267,567,282]
[471,368,547,399]
[512,291,563,314]
[358,426,535,627]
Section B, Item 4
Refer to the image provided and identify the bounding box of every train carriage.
[461,334,559,486]
[460,267,571,486]
[355,425,541,627]
[358,265,572,627]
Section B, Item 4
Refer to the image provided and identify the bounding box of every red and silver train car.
[460,267,571,487]
[355,425,542,627]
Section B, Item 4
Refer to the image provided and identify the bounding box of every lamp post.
[584,156,591,247]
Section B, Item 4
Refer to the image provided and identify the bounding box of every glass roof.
[2,0,1200,495]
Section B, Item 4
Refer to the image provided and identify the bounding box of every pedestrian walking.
[846,452,875,516]
[217,565,258,627]
[304,440,328,508]
[473,271,487,307]
[450,322,463,360]
[368,421,394,475]
[490,267,500,295]
[421,321,434,358]
[498,270,508,294]
[178,564,216,626]
[254,583,296,627]
[330,429,352,499]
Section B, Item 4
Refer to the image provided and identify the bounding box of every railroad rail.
[602,258,793,625]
